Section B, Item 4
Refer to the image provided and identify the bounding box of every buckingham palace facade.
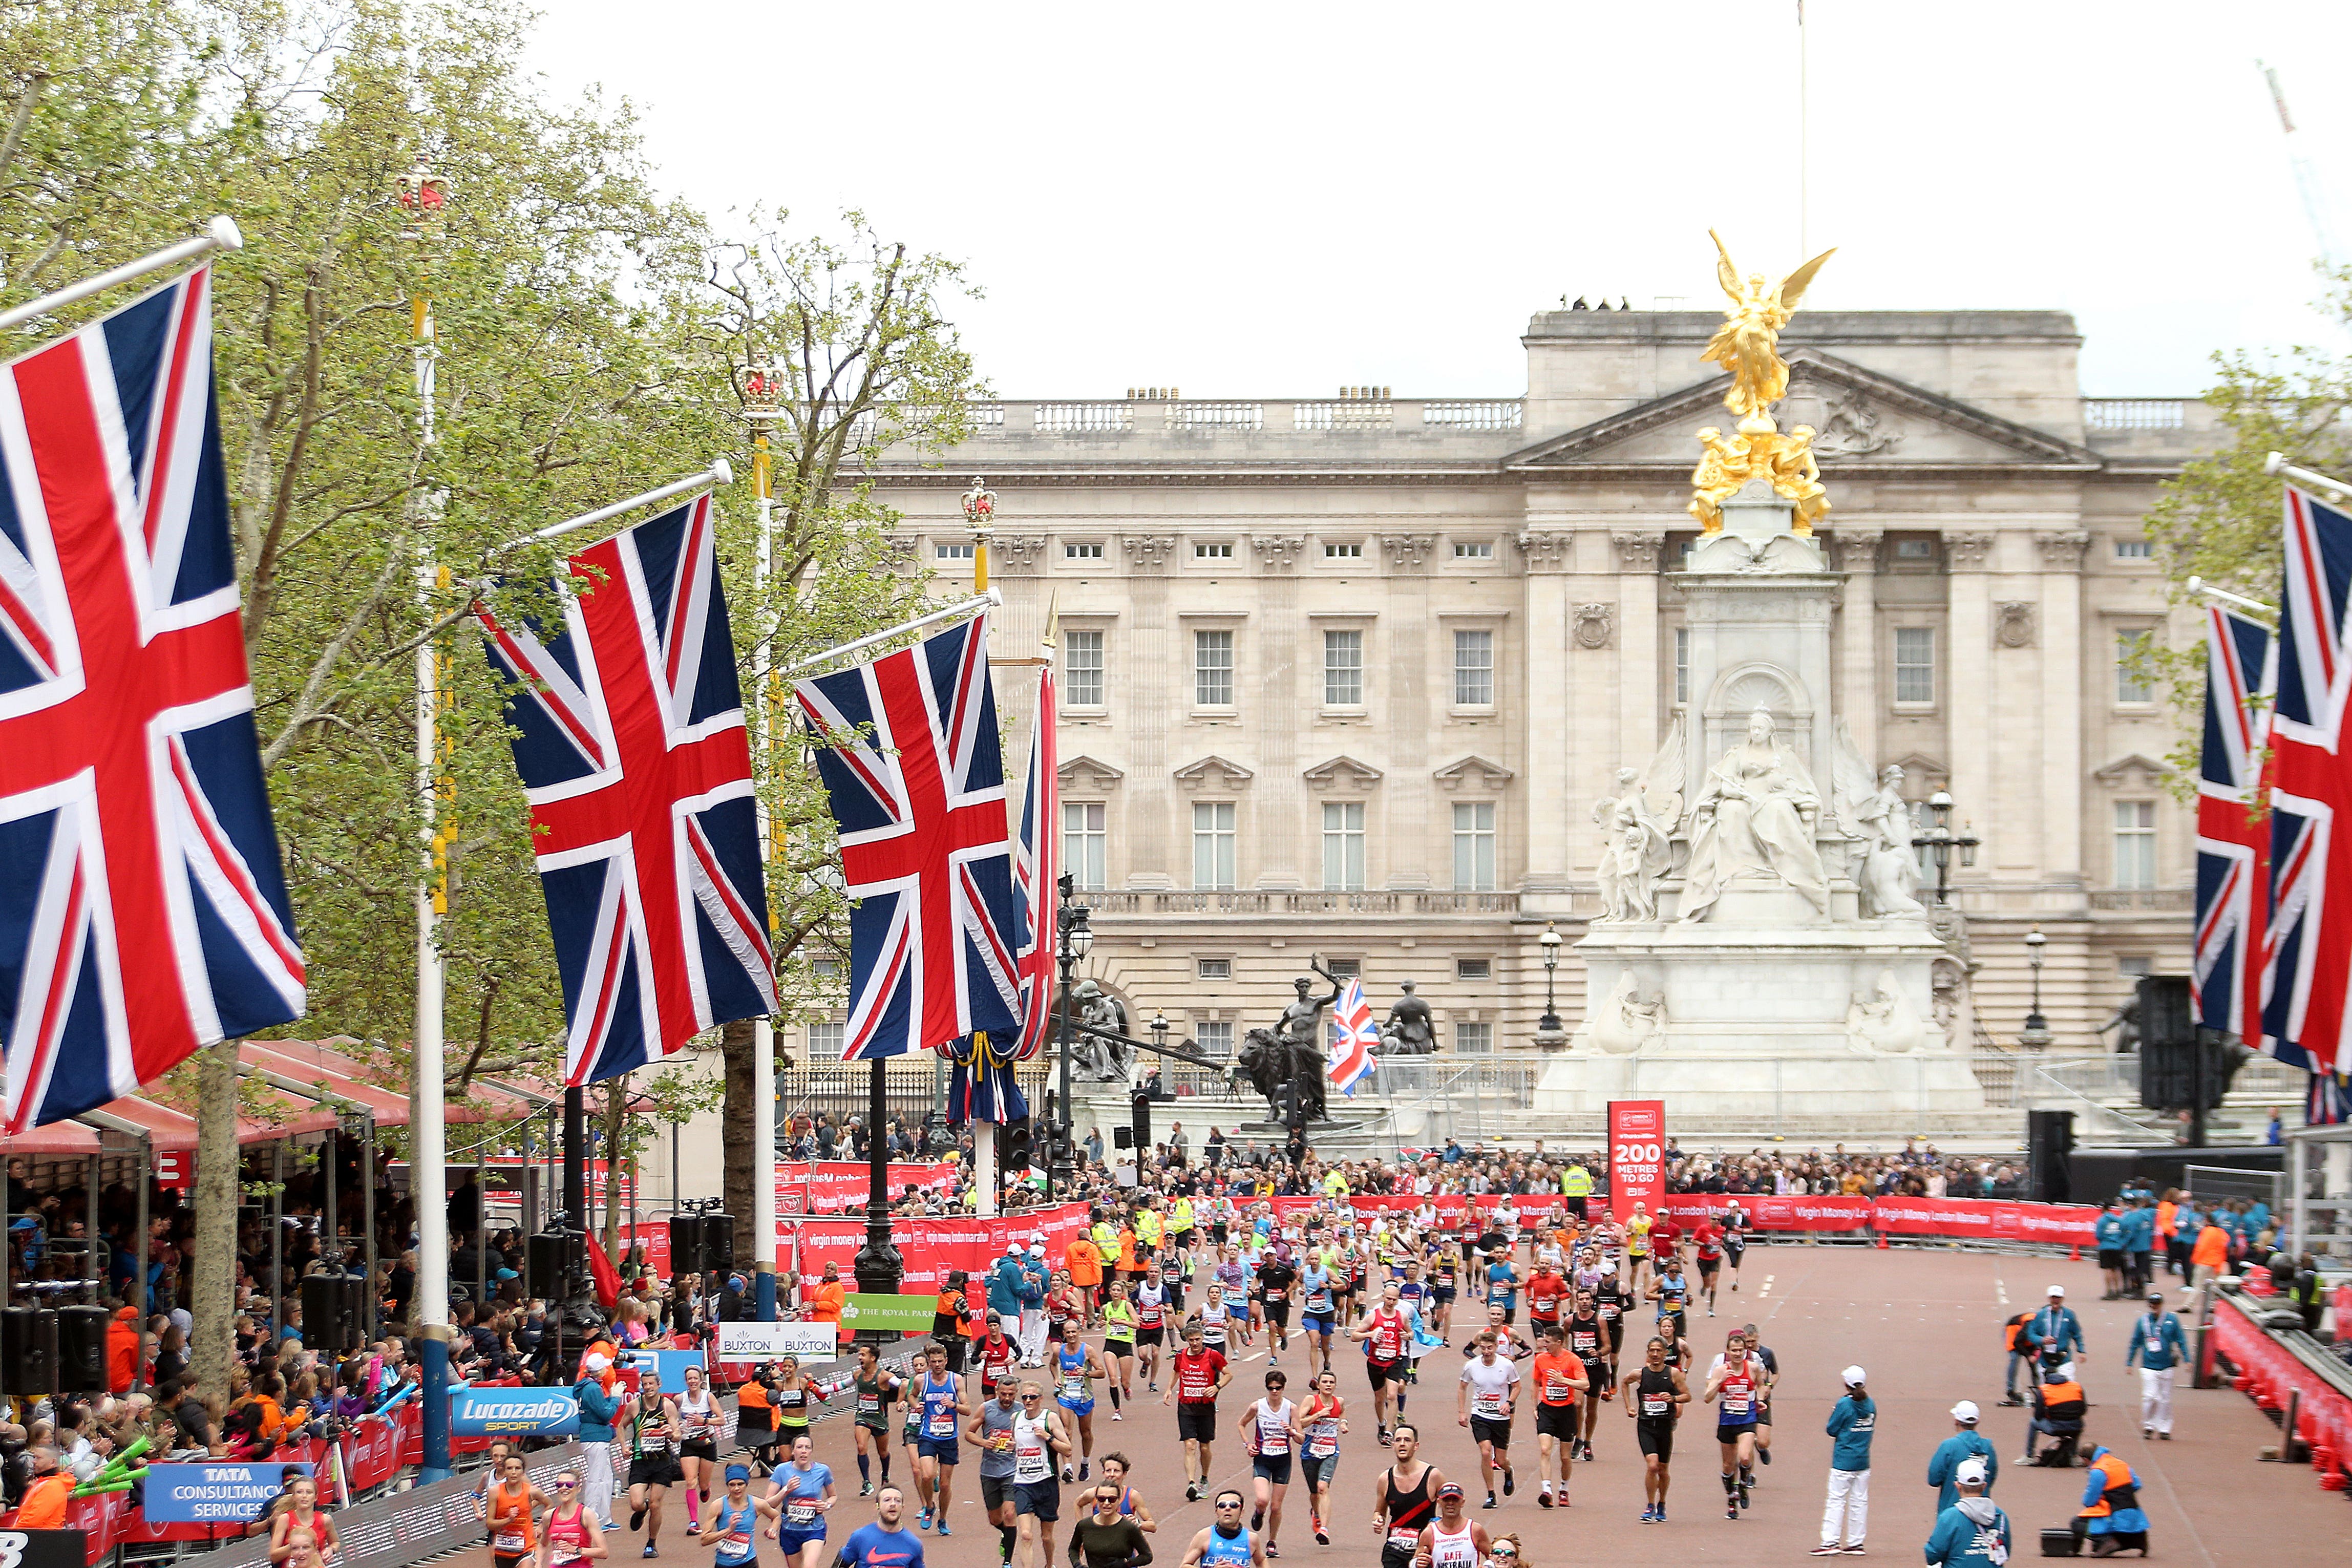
[859,306,2212,1061]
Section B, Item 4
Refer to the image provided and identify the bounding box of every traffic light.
[1002,1118,1034,1170]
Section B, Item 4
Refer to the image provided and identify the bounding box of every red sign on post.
[1606,1099,1665,1222]
[153,1151,192,1191]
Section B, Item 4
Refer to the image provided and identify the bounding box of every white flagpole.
[2185,576,2277,619]
[530,460,734,543]
[783,590,1001,678]
[2266,450,2352,503]
[0,217,242,334]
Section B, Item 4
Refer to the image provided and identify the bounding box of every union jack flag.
[2193,604,2275,1043]
[794,617,1022,1060]
[2263,483,2352,1089]
[1011,659,1057,1063]
[1328,978,1379,1094]
[477,494,777,1087]
[0,267,306,1133]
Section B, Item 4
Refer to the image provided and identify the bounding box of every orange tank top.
[489,1481,537,1554]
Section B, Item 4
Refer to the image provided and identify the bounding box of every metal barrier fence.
[2186,1162,2283,1213]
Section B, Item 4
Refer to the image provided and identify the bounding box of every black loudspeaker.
[2138,974,2194,1051]
[55,1304,108,1393]
[700,1214,734,1275]
[1131,1090,1152,1151]
[1112,1126,1134,1150]
[667,1214,705,1277]
[2027,1109,2075,1205]
[2,1306,59,1397]
[530,1228,584,1290]
[302,1273,364,1355]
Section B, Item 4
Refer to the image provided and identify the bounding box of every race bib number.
[1642,1395,1670,1416]
[494,1533,525,1553]
[1474,1391,1506,1418]
[1259,1428,1289,1455]
[859,1394,882,1417]
[787,1501,818,1526]
[928,1410,957,1438]
[1062,1376,1086,1401]
[1722,1394,1750,1416]
[1545,1376,1573,1401]
[1307,1424,1338,1457]
[1388,1530,1421,1552]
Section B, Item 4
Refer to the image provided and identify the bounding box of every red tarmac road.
[447,1246,2348,1568]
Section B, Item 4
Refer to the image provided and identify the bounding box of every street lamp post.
[1052,873,1093,1198]
[2019,927,2052,1051]
[1912,789,1981,906]
[1535,922,1565,1047]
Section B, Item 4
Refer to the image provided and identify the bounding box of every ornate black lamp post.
[2019,926,2052,1051]
[1052,873,1093,1197]
[851,1059,901,1323]
[1913,789,1981,905]
[1535,921,1565,1047]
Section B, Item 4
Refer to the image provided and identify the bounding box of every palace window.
[807,1022,846,1056]
[1454,540,1494,560]
[2112,800,2157,890]
[1324,542,1363,560]
[1452,801,1497,891]
[1197,958,1232,980]
[1194,629,1234,706]
[1457,1022,1493,1052]
[1062,800,1107,891]
[2114,539,2152,560]
[1324,630,1364,706]
[1454,629,1494,706]
[1675,626,1690,705]
[1065,542,1104,560]
[1322,801,1366,891]
[935,541,975,561]
[1064,629,1104,706]
[1325,958,1361,981]
[1894,626,1936,704]
[1193,801,1237,889]
[1195,541,1234,560]
[1196,1021,1235,1058]
[2115,629,2154,705]
[1455,958,1491,980]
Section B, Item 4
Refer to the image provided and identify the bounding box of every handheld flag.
[0,265,306,1132]
[1329,977,1379,1095]
[2193,603,2276,1043]
[793,616,1022,1060]
[477,493,778,1087]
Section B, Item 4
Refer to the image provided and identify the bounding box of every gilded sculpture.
[1688,231,1839,536]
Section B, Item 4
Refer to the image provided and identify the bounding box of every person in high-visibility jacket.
[1561,1163,1594,1222]
[2073,1443,2149,1557]
[2023,1364,2085,1467]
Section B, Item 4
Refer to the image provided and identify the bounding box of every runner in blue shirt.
[764,1435,836,1568]
[837,1486,927,1568]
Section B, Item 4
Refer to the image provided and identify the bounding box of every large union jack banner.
[2193,603,2276,1043]
[0,267,305,1132]
[794,616,1021,1061]
[477,494,777,1086]
[2263,483,2352,1092]
[1328,977,1379,1096]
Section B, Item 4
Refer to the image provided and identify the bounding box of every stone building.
[843,306,2212,1063]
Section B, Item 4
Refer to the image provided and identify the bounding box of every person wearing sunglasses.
[539,1471,608,1568]
[1482,1532,1528,1568]
[1069,1485,1153,1568]
[1177,1490,1263,1568]
[1407,1482,1487,1568]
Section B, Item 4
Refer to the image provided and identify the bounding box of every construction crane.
[2258,59,2340,265]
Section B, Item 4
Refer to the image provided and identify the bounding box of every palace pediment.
[1506,348,2101,472]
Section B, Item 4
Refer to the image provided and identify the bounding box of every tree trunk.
[189,1040,241,1397]
[720,1017,757,1227]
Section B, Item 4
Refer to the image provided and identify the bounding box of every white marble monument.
[1537,480,1985,1116]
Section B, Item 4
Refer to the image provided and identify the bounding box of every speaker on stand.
[2,1306,59,1398]
[2027,1109,2074,1205]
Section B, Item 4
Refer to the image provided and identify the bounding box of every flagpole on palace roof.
[0,216,242,334]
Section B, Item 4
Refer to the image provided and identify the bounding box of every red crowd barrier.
[1261,1190,2099,1245]
[2210,1293,2352,1491]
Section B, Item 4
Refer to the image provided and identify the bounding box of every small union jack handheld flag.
[0,266,306,1132]
[477,493,778,1086]
[2192,603,2275,1044]
[794,616,1022,1060]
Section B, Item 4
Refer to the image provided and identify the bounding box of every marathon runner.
[1407,1483,1487,1568]
[1481,1249,1520,1331]
[1068,1484,1151,1568]
[1654,1307,1695,1377]
[539,1469,606,1568]
[701,1465,770,1568]
[487,1452,552,1568]
[1691,1217,1724,1319]
[1368,1425,1445,1568]
[1702,1327,1765,1520]
[1298,1370,1347,1546]
[1055,1337,1112,1481]
[1625,1205,1654,1292]
[851,1345,903,1497]
[1177,1490,1264,1568]
[1095,1453,1157,1535]
[1591,1265,1627,1366]
[1456,1331,1519,1510]
[913,1343,968,1534]
[1134,1270,1171,1393]
[1258,1245,1298,1367]
[762,1434,837,1568]
[1299,1253,1339,1379]
[1523,1261,1566,1343]
[625,1371,683,1558]
[1009,1382,1073,1568]
[1645,1255,1692,1345]
[968,1375,1022,1559]
[1621,1336,1689,1524]
[1348,1281,1415,1445]
[1238,1370,1305,1555]
[1564,1290,1613,1466]
[1721,1204,1749,1294]
[1164,1320,1232,1502]
[835,1485,927,1568]
[1428,1239,1463,1342]
[1526,1326,1588,1509]
[1101,1280,1139,1411]
[677,1367,720,1535]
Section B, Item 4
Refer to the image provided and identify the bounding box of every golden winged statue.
[1700,230,1837,417]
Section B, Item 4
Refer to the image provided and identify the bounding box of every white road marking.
[1759,1275,1775,1299]
[1996,1277,2010,1307]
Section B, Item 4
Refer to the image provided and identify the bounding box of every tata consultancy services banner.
[1607,1099,1665,1223]
[451,1386,581,1437]
[145,1463,313,1522]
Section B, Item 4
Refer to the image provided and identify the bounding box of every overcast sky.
[526,1,2352,398]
